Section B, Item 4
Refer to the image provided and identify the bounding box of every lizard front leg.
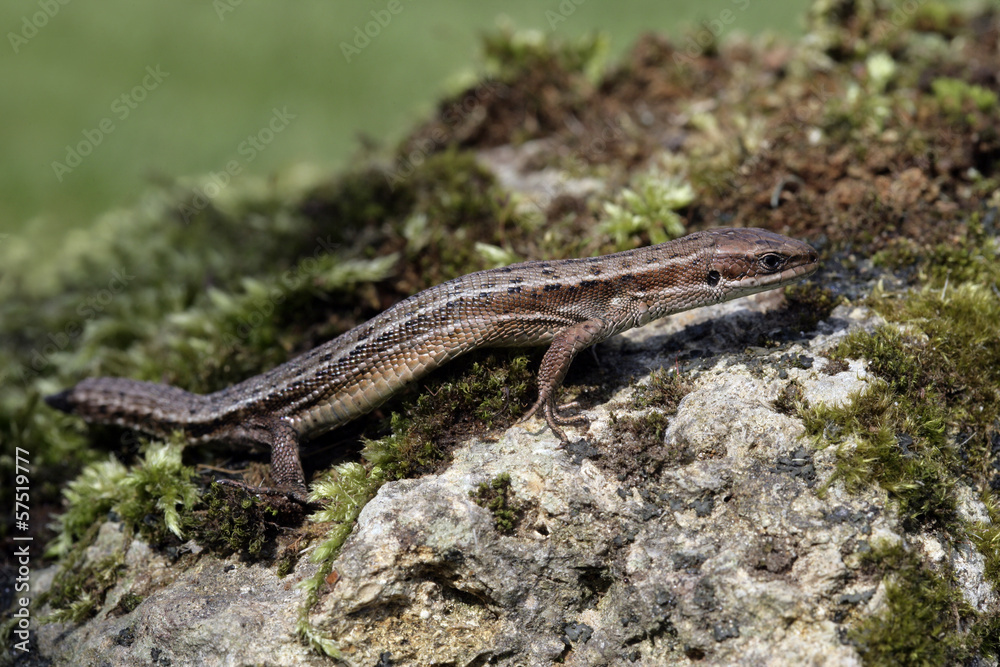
[521,317,609,442]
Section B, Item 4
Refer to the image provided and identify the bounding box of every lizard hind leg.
[216,416,313,506]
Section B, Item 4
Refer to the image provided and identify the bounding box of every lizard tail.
[46,377,213,437]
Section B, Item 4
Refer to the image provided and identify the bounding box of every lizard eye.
[707,270,721,286]
[759,253,784,272]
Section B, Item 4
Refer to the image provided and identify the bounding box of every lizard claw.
[215,478,319,509]
[520,396,589,443]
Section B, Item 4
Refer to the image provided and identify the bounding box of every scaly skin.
[46,227,819,499]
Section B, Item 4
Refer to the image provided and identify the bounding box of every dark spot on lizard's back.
[646,257,659,264]
[579,279,601,289]
[509,276,524,284]
[508,286,522,294]
[544,284,561,292]
[320,352,333,362]
[479,292,489,298]
[617,273,636,283]
[541,266,555,275]
[500,266,513,273]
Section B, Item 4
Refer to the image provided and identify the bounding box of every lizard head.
[705,228,819,300]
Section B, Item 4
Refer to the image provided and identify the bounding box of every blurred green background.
[1,0,809,243]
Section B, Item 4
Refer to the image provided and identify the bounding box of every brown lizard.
[46,227,819,501]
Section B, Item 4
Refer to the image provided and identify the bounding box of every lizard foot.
[215,478,320,509]
[520,396,589,443]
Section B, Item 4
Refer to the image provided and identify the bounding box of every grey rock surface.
[307,303,910,666]
[33,301,996,666]
[35,521,325,666]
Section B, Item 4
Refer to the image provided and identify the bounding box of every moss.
[609,410,672,443]
[363,350,536,480]
[872,215,999,287]
[848,539,988,665]
[932,77,999,118]
[48,439,200,557]
[782,283,842,335]
[803,229,1000,528]
[772,380,804,416]
[275,546,300,579]
[601,369,693,483]
[110,592,145,617]
[803,377,955,529]
[481,27,608,86]
[970,491,1000,588]
[188,483,280,560]
[627,367,690,412]
[599,172,692,251]
[397,150,524,285]
[294,462,384,660]
[470,473,520,534]
[38,526,127,625]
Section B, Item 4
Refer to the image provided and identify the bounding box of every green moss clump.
[803,235,1000,528]
[481,27,607,85]
[628,367,690,412]
[111,592,144,617]
[295,461,385,660]
[609,367,690,444]
[969,491,1000,588]
[470,473,520,534]
[188,484,280,560]
[48,438,200,557]
[932,77,999,118]
[803,379,954,528]
[608,410,672,443]
[363,350,535,480]
[37,525,126,625]
[782,283,842,334]
[772,380,805,416]
[599,172,692,251]
[849,540,986,665]
[872,216,1000,286]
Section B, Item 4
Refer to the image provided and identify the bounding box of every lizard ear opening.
[707,270,721,287]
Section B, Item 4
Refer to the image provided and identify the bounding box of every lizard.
[46,227,819,502]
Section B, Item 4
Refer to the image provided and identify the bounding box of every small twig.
[771,174,804,208]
